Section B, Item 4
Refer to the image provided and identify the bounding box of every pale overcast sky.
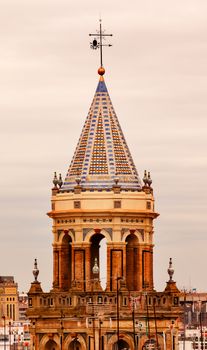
[0,0,207,293]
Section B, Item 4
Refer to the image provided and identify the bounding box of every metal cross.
[89,19,113,67]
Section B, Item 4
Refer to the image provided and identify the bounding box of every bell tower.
[49,65,158,295]
[27,21,181,350]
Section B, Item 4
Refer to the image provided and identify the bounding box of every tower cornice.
[47,210,159,219]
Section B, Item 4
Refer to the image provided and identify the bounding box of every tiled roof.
[61,75,142,191]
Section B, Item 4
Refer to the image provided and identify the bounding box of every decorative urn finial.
[58,173,63,188]
[53,172,58,188]
[147,171,152,187]
[167,258,174,282]
[143,170,148,186]
[33,258,39,282]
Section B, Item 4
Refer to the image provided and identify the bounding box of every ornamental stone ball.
[98,66,105,76]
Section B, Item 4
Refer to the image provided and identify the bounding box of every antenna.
[89,19,113,68]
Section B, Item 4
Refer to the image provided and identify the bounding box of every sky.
[0,0,207,293]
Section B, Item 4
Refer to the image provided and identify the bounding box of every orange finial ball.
[98,66,105,76]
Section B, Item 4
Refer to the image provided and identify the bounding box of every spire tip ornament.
[89,20,113,70]
[98,66,105,76]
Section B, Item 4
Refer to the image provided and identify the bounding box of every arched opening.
[45,339,58,350]
[68,339,81,350]
[100,237,107,289]
[90,233,107,288]
[125,233,139,290]
[60,234,72,290]
[113,339,130,350]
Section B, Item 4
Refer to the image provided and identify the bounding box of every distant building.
[0,276,19,321]
[180,292,207,328]
[178,292,207,350]
[0,322,30,349]
[18,293,28,321]
[0,279,30,349]
[178,328,207,350]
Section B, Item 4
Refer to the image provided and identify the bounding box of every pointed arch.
[39,334,59,350]
[64,333,87,350]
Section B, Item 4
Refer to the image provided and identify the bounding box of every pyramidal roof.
[61,69,142,191]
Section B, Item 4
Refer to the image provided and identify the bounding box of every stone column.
[126,244,134,290]
[133,245,139,290]
[142,245,153,291]
[71,243,86,291]
[59,245,69,290]
[85,243,92,291]
[107,242,126,291]
[149,247,154,290]
[138,245,143,290]
[53,246,59,289]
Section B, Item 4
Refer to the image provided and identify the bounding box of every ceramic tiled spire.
[61,69,142,191]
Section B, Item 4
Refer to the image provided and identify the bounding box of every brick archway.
[107,333,134,350]
[39,334,59,350]
[64,334,87,350]
[58,230,75,243]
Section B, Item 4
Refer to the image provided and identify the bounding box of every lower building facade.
[27,279,181,350]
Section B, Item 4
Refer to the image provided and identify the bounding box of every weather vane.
[89,19,113,68]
